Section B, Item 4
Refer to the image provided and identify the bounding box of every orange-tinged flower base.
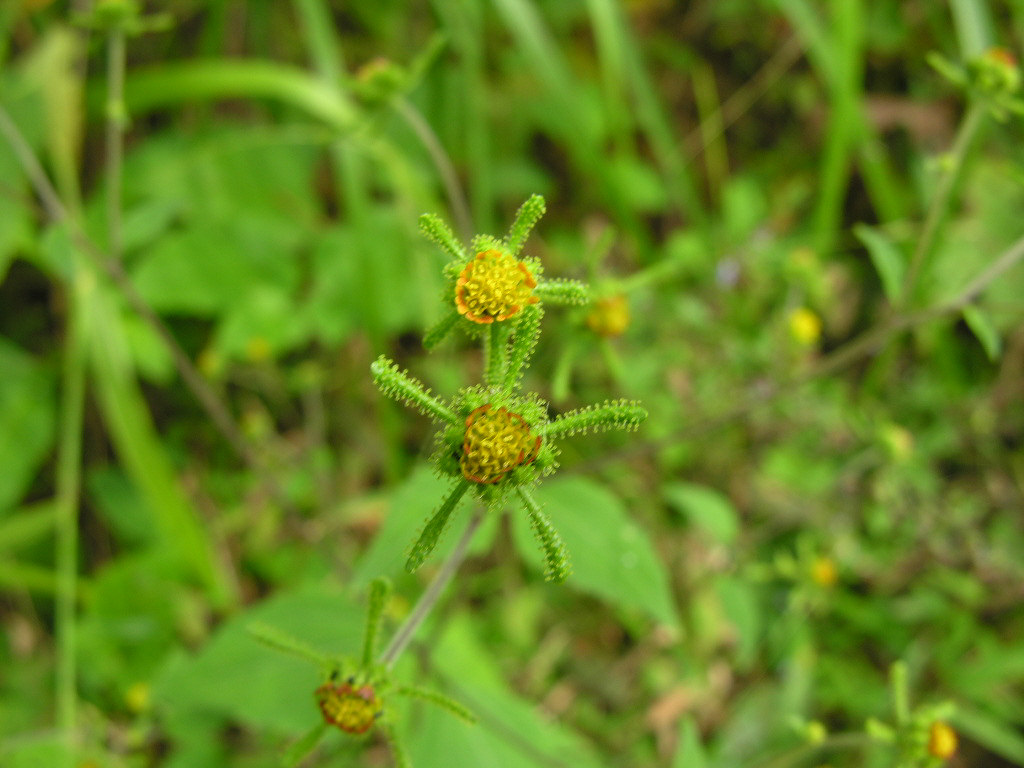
[455,250,538,324]
[316,681,382,734]
[460,404,541,484]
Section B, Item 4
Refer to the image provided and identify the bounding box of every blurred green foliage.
[1,1,1023,767]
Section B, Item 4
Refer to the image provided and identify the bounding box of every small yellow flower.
[455,249,538,324]
[788,307,822,346]
[316,681,383,735]
[460,404,541,484]
[245,336,271,362]
[880,424,914,462]
[810,556,838,588]
[586,294,631,337]
[927,721,958,761]
[124,681,150,713]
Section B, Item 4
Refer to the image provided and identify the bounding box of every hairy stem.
[381,506,484,668]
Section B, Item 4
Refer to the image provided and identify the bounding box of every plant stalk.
[55,268,87,752]
[900,101,985,306]
[105,26,126,261]
[380,507,484,668]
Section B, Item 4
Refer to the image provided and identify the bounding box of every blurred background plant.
[1,1,1023,767]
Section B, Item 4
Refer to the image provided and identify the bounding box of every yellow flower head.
[788,307,822,346]
[810,556,838,588]
[586,294,631,337]
[316,681,383,734]
[927,721,958,761]
[455,249,538,324]
[459,404,541,484]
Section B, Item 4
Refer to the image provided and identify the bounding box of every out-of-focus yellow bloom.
[928,721,958,760]
[586,294,630,337]
[788,307,822,346]
[245,336,271,362]
[198,347,223,378]
[810,556,838,588]
[125,681,150,713]
[880,424,914,462]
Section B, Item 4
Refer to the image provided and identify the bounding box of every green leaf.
[154,582,364,733]
[408,613,608,768]
[962,304,1002,360]
[955,704,1024,765]
[663,481,739,546]
[131,221,299,316]
[853,223,905,303]
[715,575,762,669]
[213,286,310,360]
[515,477,679,628]
[86,466,155,546]
[0,502,55,552]
[0,337,55,514]
[672,717,709,768]
[281,722,328,768]
[0,732,71,768]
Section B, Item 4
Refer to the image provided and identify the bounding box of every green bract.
[372,195,647,583]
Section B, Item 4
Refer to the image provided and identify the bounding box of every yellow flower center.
[455,249,538,324]
[460,404,541,484]
[316,682,382,734]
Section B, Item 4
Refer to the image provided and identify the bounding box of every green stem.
[484,322,508,389]
[105,26,126,261]
[752,732,872,768]
[120,60,356,132]
[900,101,985,306]
[891,661,910,725]
[55,264,87,750]
[381,505,483,668]
[813,0,863,254]
[360,578,390,668]
[393,97,473,241]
